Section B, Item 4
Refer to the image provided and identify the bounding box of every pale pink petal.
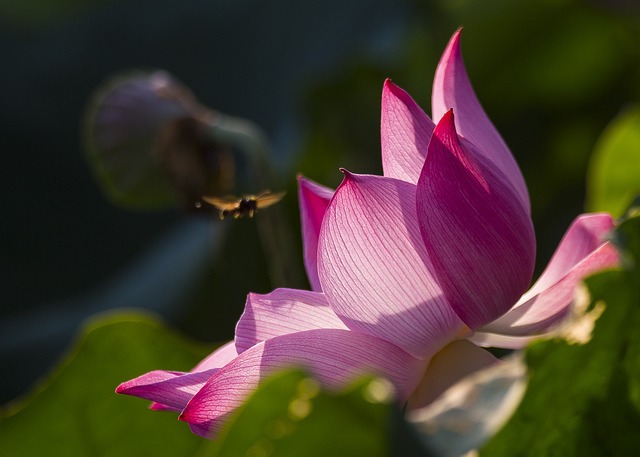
[116,369,216,412]
[298,175,334,291]
[468,331,542,350]
[417,110,535,330]
[432,29,530,214]
[381,79,435,184]
[318,171,465,359]
[180,328,428,438]
[407,339,499,409]
[192,341,238,371]
[519,213,615,300]
[147,342,237,410]
[478,240,618,338]
[235,288,348,353]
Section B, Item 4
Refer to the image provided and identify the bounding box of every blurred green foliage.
[480,211,640,456]
[0,313,216,456]
[587,105,640,217]
[0,313,398,457]
[199,371,392,457]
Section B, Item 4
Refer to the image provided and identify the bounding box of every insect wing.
[202,195,241,211]
[255,191,286,209]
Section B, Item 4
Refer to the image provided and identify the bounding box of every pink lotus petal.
[432,29,530,214]
[298,175,334,291]
[478,216,618,338]
[519,213,615,300]
[381,79,435,184]
[235,288,348,353]
[180,328,427,438]
[318,171,465,359]
[468,332,538,350]
[407,339,499,409]
[146,342,236,411]
[192,341,238,371]
[188,423,211,437]
[148,402,177,412]
[117,369,216,412]
[417,110,536,330]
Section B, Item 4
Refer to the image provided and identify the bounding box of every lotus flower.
[117,29,618,438]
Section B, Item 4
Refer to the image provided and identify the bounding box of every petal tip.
[298,174,316,190]
[381,78,413,103]
[178,408,193,423]
[446,28,463,55]
[441,108,455,124]
[339,168,355,179]
[432,109,459,147]
[297,175,310,193]
[382,78,396,92]
[338,169,364,189]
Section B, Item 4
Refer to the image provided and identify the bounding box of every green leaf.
[0,311,215,456]
[198,370,394,457]
[586,106,640,218]
[481,214,640,456]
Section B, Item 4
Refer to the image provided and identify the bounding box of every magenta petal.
[235,288,348,353]
[417,111,536,330]
[318,171,465,359]
[478,213,618,338]
[381,79,435,184]
[298,175,334,291]
[180,328,427,438]
[117,369,216,412]
[147,341,237,411]
[148,402,177,411]
[432,29,530,214]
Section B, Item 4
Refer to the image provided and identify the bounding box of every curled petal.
[478,213,618,338]
[417,111,536,330]
[235,288,348,353]
[180,328,427,438]
[298,175,334,291]
[318,171,465,359]
[408,354,527,457]
[146,341,236,411]
[117,369,216,413]
[381,79,435,183]
[407,339,499,409]
[520,213,615,299]
[432,29,530,214]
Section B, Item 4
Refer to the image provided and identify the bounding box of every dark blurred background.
[2,0,639,404]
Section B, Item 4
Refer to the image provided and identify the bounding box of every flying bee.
[202,190,285,220]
